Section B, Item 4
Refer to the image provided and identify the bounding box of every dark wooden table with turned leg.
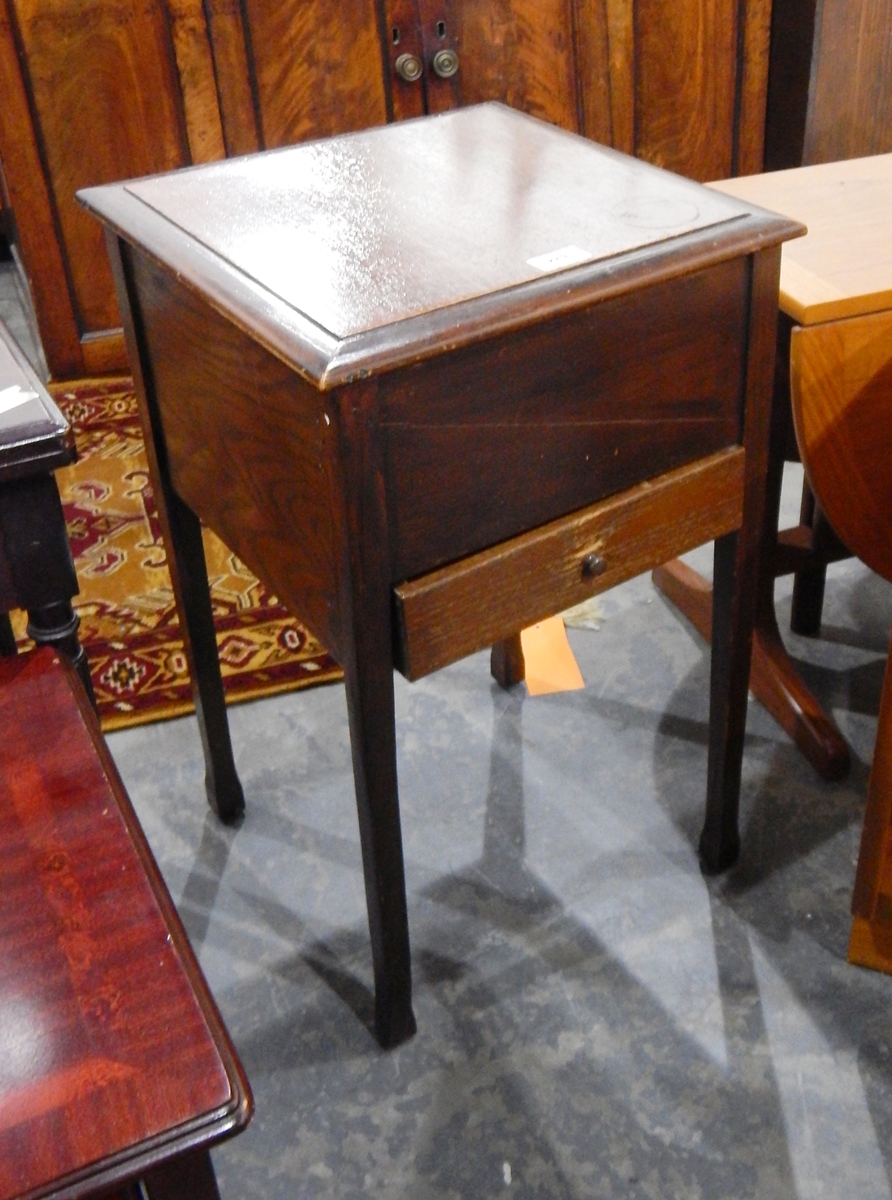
[0,318,94,704]
[80,103,803,1048]
[0,647,251,1200]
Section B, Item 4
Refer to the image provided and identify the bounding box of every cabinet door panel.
[240,0,389,147]
[804,0,892,163]
[9,0,192,337]
[633,0,740,180]
[450,0,580,132]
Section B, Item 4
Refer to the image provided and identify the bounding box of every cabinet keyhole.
[392,27,400,44]
[437,20,446,37]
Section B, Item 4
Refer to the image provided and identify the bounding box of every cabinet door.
[394,0,770,179]
[765,0,892,170]
[0,0,224,378]
[427,0,582,132]
[215,0,391,151]
[608,0,771,180]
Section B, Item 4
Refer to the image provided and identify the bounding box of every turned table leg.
[0,472,96,708]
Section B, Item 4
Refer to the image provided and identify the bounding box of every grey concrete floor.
[4,258,892,1198]
[108,549,892,1200]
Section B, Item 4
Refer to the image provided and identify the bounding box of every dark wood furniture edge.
[0,318,76,476]
[490,632,526,689]
[697,248,784,871]
[79,187,340,382]
[331,380,416,1048]
[104,230,246,822]
[8,648,253,1200]
[78,181,803,390]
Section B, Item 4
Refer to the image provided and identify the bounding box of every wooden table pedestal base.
[653,557,851,780]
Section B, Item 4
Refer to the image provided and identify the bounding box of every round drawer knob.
[432,48,459,78]
[394,53,423,82]
[581,553,606,579]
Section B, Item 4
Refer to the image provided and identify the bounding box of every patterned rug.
[11,378,342,730]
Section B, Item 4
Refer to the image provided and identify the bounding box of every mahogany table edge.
[0,648,253,1200]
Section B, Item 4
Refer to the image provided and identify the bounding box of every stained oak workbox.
[80,103,803,1047]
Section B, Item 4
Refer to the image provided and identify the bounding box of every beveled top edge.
[320,212,804,387]
[80,105,805,388]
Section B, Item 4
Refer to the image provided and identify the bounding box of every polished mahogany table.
[81,103,802,1046]
[0,318,94,704]
[0,648,251,1200]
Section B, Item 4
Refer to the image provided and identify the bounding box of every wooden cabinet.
[0,0,211,378]
[207,0,390,152]
[0,0,772,380]
[764,0,892,170]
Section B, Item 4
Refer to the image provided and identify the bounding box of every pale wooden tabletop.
[710,153,892,325]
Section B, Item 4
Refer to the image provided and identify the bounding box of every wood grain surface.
[790,310,892,584]
[803,0,892,166]
[395,447,745,679]
[167,0,227,163]
[0,0,84,376]
[381,256,748,577]
[122,105,743,338]
[635,0,740,179]
[448,0,579,130]
[124,247,343,662]
[0,648,250,1199]
[711,155,892,325]
[203,0,262,155]
[240,0,389,146]
[9,0,192,336]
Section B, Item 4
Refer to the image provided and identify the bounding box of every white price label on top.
[526,245,593,273]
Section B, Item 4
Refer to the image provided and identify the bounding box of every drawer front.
[382,257,749,581]
[394,447,745,680]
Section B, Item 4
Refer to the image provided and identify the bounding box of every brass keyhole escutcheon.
[394,53,423,82]
[581,552,606,579]
[432,48,459,78]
